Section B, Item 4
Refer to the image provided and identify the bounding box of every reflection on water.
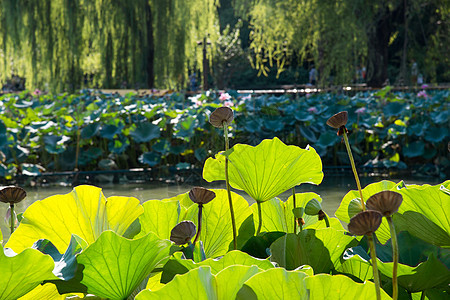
[0,175,442,241]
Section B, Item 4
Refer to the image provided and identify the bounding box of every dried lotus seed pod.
[0,186,27,204]
[170,221,197,245]
[366,191,403,217]
[189,187,216,205]
[348,210,383,236]
[209,107,234,128]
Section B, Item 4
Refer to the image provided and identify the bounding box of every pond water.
[0,174,442,241]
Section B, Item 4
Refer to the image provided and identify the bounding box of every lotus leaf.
[203,138,323,202]
[129,122,161,143]
[139,151,161,167]
[137,265,262,300]
[161,250,274,284]
[403,141,425,157]
[305,274,391,299]
[377,254,450,293]
[70,231,172,299]
[99,123,124,139]
[336,246,373,282]
[316,132,340,148]
[80,123,100,139]
[136,200,187,240]
[270,228,358,273]
[236,268,309,300]
[0,236,57,300]
[424,126,448,142]
[6,185,143,253]
[185,189,252,258]
[376,181,450,246]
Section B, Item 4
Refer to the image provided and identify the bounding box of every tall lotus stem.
[366,191,403,300]
[256,201,263,235]
[9,204,15,234]
[292,187,297,233]
[368,234,382,300]
[342,131,365,209]
[223,120,237,250]
[327,111,365,209]
[193,204,203,245]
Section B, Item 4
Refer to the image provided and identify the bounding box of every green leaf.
[376,181,450,246]
[241,231,286,259]
[0,238,57,300]
[377,254,450,293]
[137,265,262,300]
[336,246,373,282]
[270,228,358,273]
[77,231,172,300]
[6,185,143,253]
[136,200,186,240]
[203,137,323,202]
[236,268,309,300]
[403,141,425,158]
[305,274,392,299]
[335,180,397,224]
[161,250,274,284]
[129,122,161,143]
[185,189,252,258]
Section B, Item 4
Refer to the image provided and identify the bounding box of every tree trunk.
[145,1,154,88]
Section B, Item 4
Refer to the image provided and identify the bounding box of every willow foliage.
[0,0,219,91]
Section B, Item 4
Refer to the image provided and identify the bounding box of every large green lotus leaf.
[236,268,309,300]
[377,254,450,293]
[18,283,67,300]
[335,180,397,223]
[161,192,195,210]
[129,122,161,143]
[161,250,274,283]
[305,274,391,299]
[203,137,323,202]
[0,240,57,300]
[376,181,450,246]
[6,185,143,253]
[248,193,324,234]
[136,200,187,239]
[77,230,172,300]
[137,265,261,300]
[336,248,373,282]
[185,189,252,258]
[270,228,358,273]
[403,141,425,158]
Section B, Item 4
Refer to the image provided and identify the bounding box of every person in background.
[309,65,317,86]
[411,59,418,86]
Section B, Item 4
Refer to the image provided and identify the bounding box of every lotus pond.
[1,129,449,299]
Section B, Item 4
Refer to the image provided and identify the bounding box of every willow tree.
[234,0,448,87]
[0,0,220,91]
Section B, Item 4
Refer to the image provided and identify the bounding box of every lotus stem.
[10,203,15,234]
[223,120,237,250]
[367,234,382,300]
[387,216,399,300]
[292,187,297,233]
[323,214,330,228]
[193,204,203,245]
[342,130,365,210]
[256,201,263,235]
[420,291,425,300]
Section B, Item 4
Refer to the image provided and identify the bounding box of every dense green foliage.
[0,88,447,181]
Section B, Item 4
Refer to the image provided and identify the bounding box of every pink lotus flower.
[417,90,428,99]
[307,107,318,114]
[33,89,41,96]
[224,100,234,107]
[219,92,231,101]
[355,107,367,114]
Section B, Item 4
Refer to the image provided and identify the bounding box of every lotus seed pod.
[292,207,304,219]
[326,111,348,129]
[348,210,383,236]
[209,107,234,128]
[366,191,403,217]
[348,198,364,218]
[304,198,322,216]
[170,221,197,245]
[189,187,216,205]
[0,186,27,204]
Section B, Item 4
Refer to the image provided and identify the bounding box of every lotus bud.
[366,191,403,217]
[292,207,304,219]
[348,210,383,236]
[304,198,322,216]
[348,198,364,218]
[189,187,216,205]
[326,111,348,136]
[170,221,197,245]
[0,186,27,204]
[209,107,234,128]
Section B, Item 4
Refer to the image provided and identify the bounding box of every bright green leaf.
[203,137,323,202]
